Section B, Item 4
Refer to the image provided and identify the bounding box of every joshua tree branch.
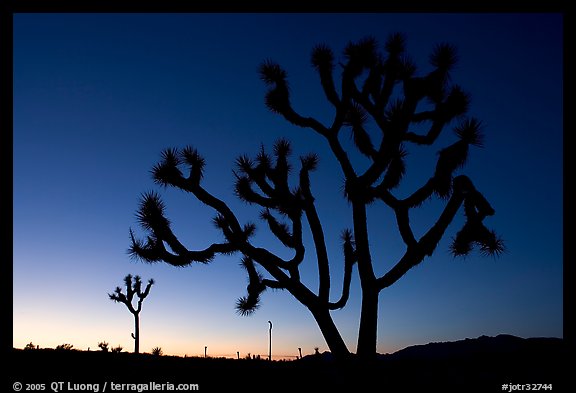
[283,104,357,181]
[350,82,392,140]
[327,265,353,310]
[372,175,417,247]
[328,230,357,310]
[394,205,417,248]
[376,176,472,290]
[311,44,341,108]
[187,184,245,238]
[262,278,284,289]
[302,197,331,303]
[235,177,278,208]
[403,120,446,146]
[141,279,154,298]
[129,228,236,266]
[166,165,306,272]
[400,178,437,208]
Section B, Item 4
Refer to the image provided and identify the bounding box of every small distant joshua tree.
[108,274,154,354]
[98,341,109,352]
[24,342,37,350]
[55,343,74,351]
[111,345,123,353]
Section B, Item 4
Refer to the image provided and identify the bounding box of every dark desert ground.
[10,335,567,392]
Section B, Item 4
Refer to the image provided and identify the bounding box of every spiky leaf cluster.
[450,183,504,257]
[234,138,315,218]
[109,274,154,315]
[236,257,266,316]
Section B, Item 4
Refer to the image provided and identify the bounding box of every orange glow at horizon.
[13,307,343,360]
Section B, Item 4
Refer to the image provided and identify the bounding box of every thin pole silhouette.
[204,346,207,358]
[298,347,302,359]
[268,320,272,361]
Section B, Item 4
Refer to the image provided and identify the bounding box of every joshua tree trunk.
[133,313,140,354]
[309,306,350,359]
[356,288,379,358]
[353,202,379,359]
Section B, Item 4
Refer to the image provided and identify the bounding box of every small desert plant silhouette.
[24,342,37,350]
[55,343,74,351]
[151,346,163,356]
[109,274,154,354]
[98,341,109,352]
[111,345,123,353]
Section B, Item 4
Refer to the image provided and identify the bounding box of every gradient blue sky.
[13,13,563,359]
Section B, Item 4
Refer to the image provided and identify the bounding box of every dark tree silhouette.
[97,341,109,352]
[129,33,504,361]
[109,274,154,354]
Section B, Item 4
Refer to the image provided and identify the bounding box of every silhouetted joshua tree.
[55,343,74,351]
[24,342,37,350]
[129,33,504,361]
[98,341,109,352]
[109,274,154,354]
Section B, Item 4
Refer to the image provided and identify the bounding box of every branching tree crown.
[129,33,503,361]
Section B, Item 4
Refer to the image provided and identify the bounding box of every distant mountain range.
[381,333,564,360]
[301,333,564,362]
[300,334,566,391]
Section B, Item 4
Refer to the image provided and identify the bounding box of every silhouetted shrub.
[111,345,123,353]
[98,341,109,352]
[24,342,37,350]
